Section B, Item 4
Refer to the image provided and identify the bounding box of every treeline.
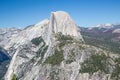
[81,31,120,54]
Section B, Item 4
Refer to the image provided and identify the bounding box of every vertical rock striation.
[49,11,83,39]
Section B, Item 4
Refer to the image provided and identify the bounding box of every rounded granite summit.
[49,11,83,39]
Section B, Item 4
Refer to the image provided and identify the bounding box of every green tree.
[12,74,17,80]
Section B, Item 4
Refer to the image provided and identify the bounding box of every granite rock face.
[4,11,83,56]
[4,11,120,80]
[0,28,21,47]
[49,11,83,39]
[0,28,21,79]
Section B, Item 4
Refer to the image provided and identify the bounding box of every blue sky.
[0,0,120,28]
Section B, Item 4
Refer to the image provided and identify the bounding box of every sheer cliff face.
[4,11,119,80]
[49,11,82,38]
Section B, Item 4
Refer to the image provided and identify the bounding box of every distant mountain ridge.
[87,23,120,33]
[80,23,120,53]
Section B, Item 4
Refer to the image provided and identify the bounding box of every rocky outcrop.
[5,33,120,80]
[4,11,83,56]
[4,11,120,80]
[49,11,82,39]
[0,28,21,47]
[4,11,83,80]
[4,19,49,56]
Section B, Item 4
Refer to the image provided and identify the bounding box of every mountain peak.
[49,11,83,39]
[4,11,84,80]
[92,23,113,28]
[51,11,69,15]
